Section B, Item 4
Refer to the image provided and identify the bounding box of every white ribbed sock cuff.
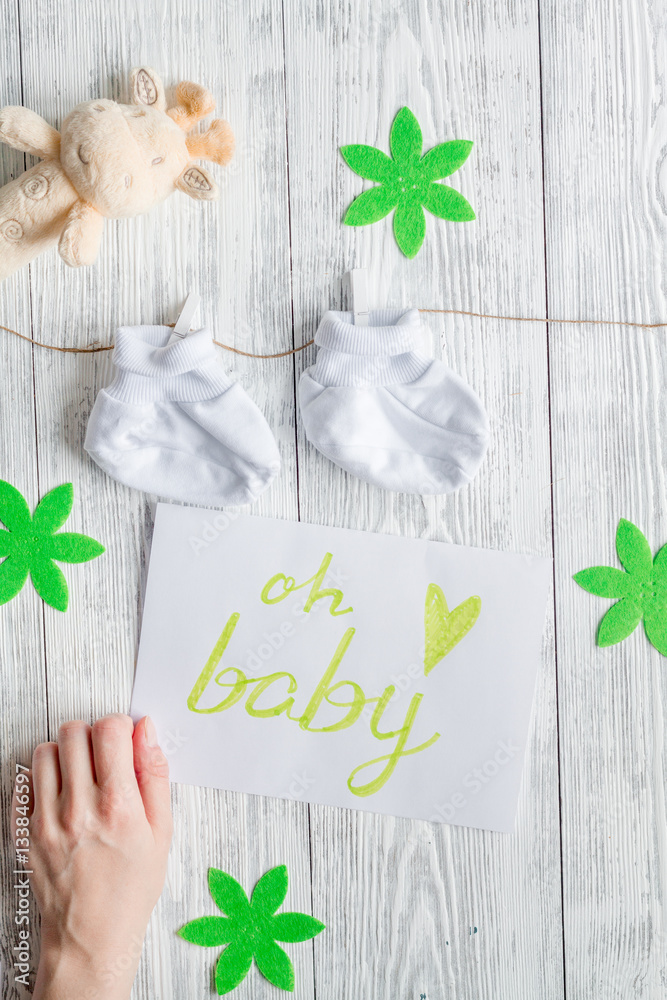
[309,309,432,387]
[105,325,234,403]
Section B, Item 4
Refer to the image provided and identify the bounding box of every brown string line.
[2,309,667,359]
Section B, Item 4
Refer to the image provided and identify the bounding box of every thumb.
[133,717,173,845]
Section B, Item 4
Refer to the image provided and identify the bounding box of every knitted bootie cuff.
[106,325,234,403]
[310,309,432,387]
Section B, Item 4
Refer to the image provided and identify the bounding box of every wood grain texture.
[0,3,48,997]
[283,2,562,998]
[4,1,312,997]
[541,0,667,996]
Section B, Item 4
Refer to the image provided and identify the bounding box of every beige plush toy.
[0,67,234,280]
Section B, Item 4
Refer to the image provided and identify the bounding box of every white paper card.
[131,505,551,833]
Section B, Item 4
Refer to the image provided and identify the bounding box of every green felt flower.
[0,480,105,612]
[340,106,475,258]
[573,518,667,655]
[178,865,325,995]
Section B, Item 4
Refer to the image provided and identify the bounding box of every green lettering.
[347,692,440,797]
[296,628,365,732]
[245,672,298,718]
[186,613,241,713]
[302,553,353,616]
[260,552,352,616]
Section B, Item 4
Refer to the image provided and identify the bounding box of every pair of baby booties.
[85,309,490,503]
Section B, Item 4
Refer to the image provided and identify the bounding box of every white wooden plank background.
[541,1,667,996]
[0,1,665,998]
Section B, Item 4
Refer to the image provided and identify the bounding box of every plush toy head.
[0,66,234,278]
[59,68,233,218]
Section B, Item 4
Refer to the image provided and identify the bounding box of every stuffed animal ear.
[186,119,235,167]
[130,67,166,112]
[167,81,216,131]
[175,164,219,201]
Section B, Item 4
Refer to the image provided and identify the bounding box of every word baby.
[187,552,440,797]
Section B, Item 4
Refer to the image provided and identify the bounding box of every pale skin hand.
[19,714,173,1000]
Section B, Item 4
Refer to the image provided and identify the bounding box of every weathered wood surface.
[0,0,664,997]
[0,0,47,991]
[541,0,667,996]
[283,3,562,999]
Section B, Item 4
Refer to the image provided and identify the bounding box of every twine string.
[2,309,666,359]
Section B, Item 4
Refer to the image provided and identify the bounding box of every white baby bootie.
[298,309,489,494]
[85,325,280,506]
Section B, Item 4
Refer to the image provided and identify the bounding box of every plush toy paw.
[0,106,60,158]
[58,201,104,267]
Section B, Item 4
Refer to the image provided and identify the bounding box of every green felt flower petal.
[49,532,105,564]
[343,185,398,226]
[251,864,288,915]
[32,483,74,533]
[0,480,32,532]
[0,557,29,605]
[596,598,642,647]
[177,916,234,947]
[393,200,426,258]
[419,140,473,181]
[421,183,475,221]
[340,110,475,258]
[339,144,397,184]
[30,558,69,612]
[643,602,667,656]
[573,566,636,599]
[178,865,326,995]
[616,519,652,577]
[214,942,253,996]
[0,529,15,557]
[208,868,250,919]
[253,937,295,992]
[272,912,326,943]
[652,542,667,578]
[390,107,422,167]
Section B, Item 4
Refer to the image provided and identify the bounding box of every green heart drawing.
[424,583,481,675]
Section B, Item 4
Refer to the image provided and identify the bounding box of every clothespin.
[168,292,201,344]
[345,268,369,326]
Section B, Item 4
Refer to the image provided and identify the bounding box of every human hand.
[20,714,173,1000]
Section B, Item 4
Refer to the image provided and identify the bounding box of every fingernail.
[144,716,158,747]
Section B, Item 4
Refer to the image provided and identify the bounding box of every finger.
[57,721,94,801]
[133,717,172,845]
[31,743,61,819]
[91,714,136,793]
